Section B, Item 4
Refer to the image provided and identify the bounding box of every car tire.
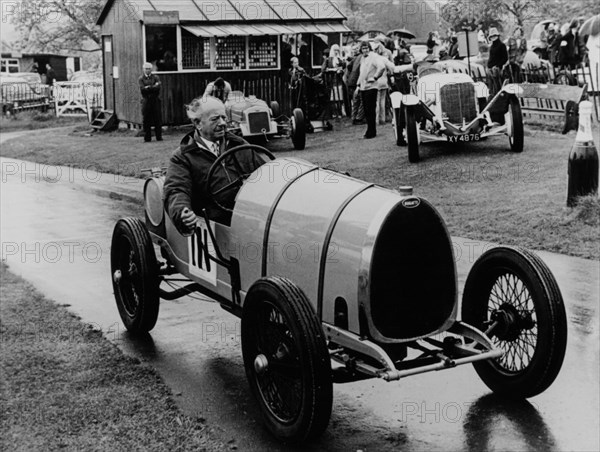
[393,107,405,146]
[291,108,306,150]
[270,101,280,119]
[242,276,332,442]
[462,246,567,399]
[554,71,576,86]
[111,217,160,333]
[507,97,524,153]
[405,107,420,163]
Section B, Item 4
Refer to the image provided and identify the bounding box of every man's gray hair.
[185,96,222,121]
[143,62,153,69]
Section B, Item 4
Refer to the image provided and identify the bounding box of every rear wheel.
[405,107,419,163]
[291,108,306,150]
[270,101,280,119]
[506,97,524,153]
[111,217,160,333]
[554,71,576,86]
[242,277,332,442]
[462,246,567,398]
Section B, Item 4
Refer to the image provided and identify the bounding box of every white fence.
[53,81,103,120]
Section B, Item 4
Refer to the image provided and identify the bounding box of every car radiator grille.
[440,83,477,124]
[247,111,270,134]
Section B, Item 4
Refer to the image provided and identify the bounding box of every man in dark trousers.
[45,63,56,85]
[164,96,265,228]
[138,62,162,142]
[486,28,508,96]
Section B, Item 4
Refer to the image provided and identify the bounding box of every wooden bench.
[512,82,588,134]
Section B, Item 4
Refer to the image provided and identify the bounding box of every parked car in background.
[4,72,42,85]
[69,70,103,83]
[391,71,524,162]
[1,76,50,115]
[225,91,306,150]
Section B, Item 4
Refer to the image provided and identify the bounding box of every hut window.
[282,34,310,71]
[182,30,210,70]
[1,58,20,73]
[312,33,341,68]
[215,37,246,70]
[248,36,278,69]
[145,25,178,71]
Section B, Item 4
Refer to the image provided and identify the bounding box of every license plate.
[447,134,480,143]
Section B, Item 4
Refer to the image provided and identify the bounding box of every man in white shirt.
[203,77,232,103]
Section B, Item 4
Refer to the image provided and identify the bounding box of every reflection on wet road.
[1,158,598,451]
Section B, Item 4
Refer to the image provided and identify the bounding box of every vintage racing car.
[111,145,567,442]
[225,91,306,150]
[391,71,524,162]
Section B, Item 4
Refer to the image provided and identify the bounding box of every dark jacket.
[487,39,508,69]
[164,132,264,229]
[557,30,583,66]
[138,73,162,123]
[345,54,363,87]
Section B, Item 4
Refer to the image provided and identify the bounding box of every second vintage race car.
[110,145,567,442]
[391,71,525,162]
[225,90,306,150]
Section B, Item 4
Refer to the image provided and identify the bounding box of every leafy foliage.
[441,0,599,32]
[7,0,102,53]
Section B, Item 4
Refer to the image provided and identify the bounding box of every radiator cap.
[398,186,413,196]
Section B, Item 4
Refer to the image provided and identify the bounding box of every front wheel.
[242,277,332,442]
[462,246,567,398]
[506,97,524,153]
[405,107,420,162]
[291,108,306,150]
[111,217,160,333]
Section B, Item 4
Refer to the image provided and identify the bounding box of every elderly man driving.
[163,96,265,231]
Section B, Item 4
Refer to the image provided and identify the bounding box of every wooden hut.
[96,0,350,126]
[1,52,81,81]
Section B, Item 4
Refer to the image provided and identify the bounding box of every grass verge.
[0,263,227,452]
[0,111,88,133]
[0,119,598,259]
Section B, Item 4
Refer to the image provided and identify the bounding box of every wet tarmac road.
[1,157,599,451]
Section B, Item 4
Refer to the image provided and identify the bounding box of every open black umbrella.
[387,28,416,40]
[580,14,600,37]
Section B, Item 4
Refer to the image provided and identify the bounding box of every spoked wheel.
[242,277,332,442]
[111,217,160,333]
[290,108,306,150]
[505,96,524,153]
[462,246,567,398]
[405,106,420,163]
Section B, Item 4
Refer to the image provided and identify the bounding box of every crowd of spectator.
[285,16,592,135]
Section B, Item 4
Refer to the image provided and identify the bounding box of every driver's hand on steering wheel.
[181,207,198,231]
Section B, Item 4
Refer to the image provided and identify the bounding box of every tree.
[441,0,503,32]
[5,0,102,53]
[441,0,553,32]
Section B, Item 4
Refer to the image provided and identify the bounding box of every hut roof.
[97,0,347,26]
